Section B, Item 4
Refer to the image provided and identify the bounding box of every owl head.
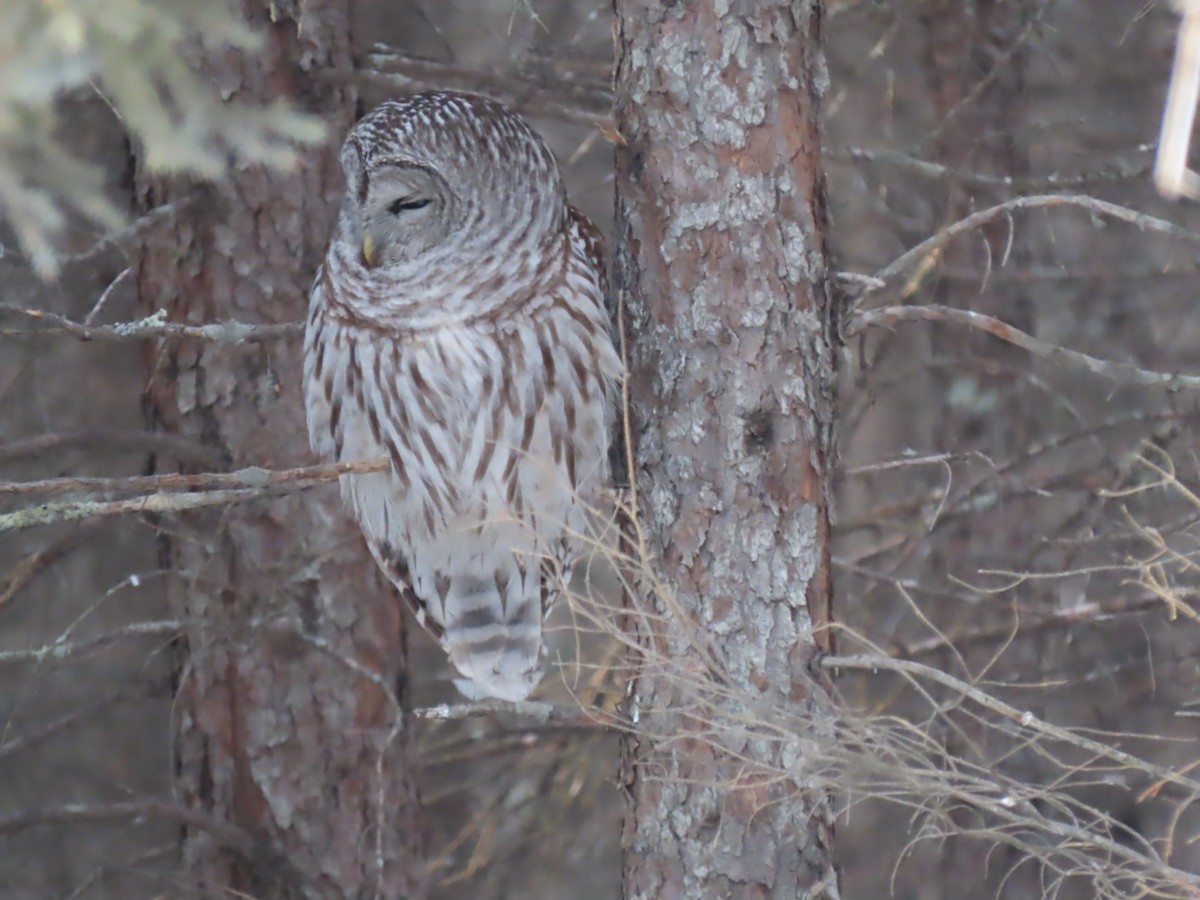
[335,92,569,274]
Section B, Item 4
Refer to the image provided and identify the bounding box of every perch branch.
[0,457,388,533]
[0,305,301,343]
[1,458,385,498]
[412,699,616,728]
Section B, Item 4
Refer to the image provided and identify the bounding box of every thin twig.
[890,596,1180,659]
[863,194,1200,298]
[847,304,1200,391]
[83,266,131,326]
[844,452,964,477]
[834,147,1153,191]
[0,620,181,668]
[0,306,302,344]
[823,653,1200,798]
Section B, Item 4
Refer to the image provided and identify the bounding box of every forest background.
[4,1,1200,897]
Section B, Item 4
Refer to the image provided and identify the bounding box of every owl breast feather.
[303,265,619,700]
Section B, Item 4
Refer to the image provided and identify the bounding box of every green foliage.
[0,0,325,277]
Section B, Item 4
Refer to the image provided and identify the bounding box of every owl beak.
[361,234,377,269]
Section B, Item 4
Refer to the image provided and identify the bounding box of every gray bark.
[135,2,426,896]
[612,2,840,897]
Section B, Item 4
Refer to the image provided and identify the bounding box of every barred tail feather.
[441,571,544,702]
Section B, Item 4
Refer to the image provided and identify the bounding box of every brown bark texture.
[135,2,425,896]
[612,2,839,897]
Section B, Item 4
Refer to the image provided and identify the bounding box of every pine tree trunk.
[134,2,426,896]
[612,2,840,896]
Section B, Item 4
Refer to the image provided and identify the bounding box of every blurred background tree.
[0,0,322,277]
[5,1,1200,898]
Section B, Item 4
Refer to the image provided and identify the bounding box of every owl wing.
[533,204,620,609]
[569,205,608,299]
[406,209,620,702]
[305,267,443,644]
[306,215,620,703]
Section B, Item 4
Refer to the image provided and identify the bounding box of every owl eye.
[388,196,432,215]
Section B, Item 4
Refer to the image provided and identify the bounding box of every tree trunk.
[612,2,840,897]
[135,2,426,896]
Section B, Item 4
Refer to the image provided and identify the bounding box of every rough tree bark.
[135,2,425,896]
[613,2,840,897]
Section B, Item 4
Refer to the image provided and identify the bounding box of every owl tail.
[441,572,544,702]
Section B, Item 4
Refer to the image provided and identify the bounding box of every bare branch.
[0,457,388,533]
[881,593,1182,659]
[82,266,131,326]
[832,147,1153,190]
[823,653,1200,799]
[0,620,181,668]
[0,305,302,344]
[848,303,1200,390]
[863,194,1200,297]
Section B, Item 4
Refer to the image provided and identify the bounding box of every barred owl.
[304,92,621,702]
